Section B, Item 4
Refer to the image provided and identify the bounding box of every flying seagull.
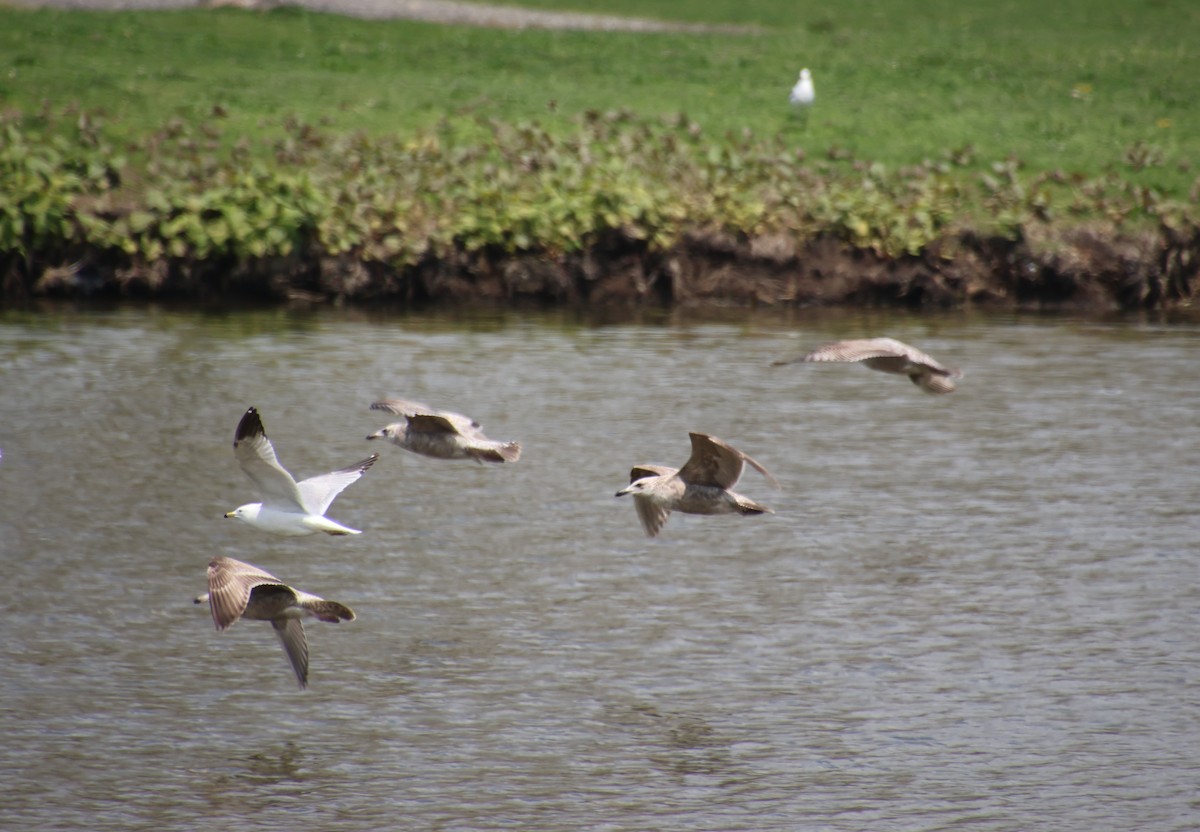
[615,432,779,538]
[790,68,815,109]
[225,406,378,535]
[197,556,355,689]
[366,398,521,463]
[773,337,964,394]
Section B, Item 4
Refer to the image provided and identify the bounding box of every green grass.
[0,0,1198,190]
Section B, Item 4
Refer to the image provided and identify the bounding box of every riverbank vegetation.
[1,1,1198,308]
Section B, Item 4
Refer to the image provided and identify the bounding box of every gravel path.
[9,0,759,33]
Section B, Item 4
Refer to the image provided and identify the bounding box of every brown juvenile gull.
[773,337,964,394]
[366,398,521,463]
[196,556,355,689]
[225,406,379,536]
[615,432,780,538]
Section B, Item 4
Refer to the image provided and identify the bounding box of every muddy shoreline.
[20,223,1199,311]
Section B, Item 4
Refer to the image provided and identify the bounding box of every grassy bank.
[2,0,1197,184]
[0,1,1198,307]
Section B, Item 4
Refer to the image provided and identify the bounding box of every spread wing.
[296,454,378,516]
[232,407,304,510]
[369,398,434,417]
[206,556,287,631]
[626,465,676,538]
[630,464,676,482]
[677,433,741,488]
[675,433,732,488]
[634,496,672,538]
[803,337,960,377]
[406,413,466,436]
[678,433,778,490]
[272,618,310,689]
[735,448,779,489]
[370,398,481,433]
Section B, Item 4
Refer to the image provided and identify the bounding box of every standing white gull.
[366,398,521,463]
[790,68,815,109]
[773,337,964,394]
[615,432,779,538]
[225,406,378,535]
[196,556,355,689]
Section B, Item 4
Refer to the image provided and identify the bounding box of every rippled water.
[1,304,1197,831]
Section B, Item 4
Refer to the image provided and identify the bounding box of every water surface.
[1,304,1196,831]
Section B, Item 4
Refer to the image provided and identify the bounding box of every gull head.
[615,477,656,499]
[366,424,403,442]
[224,503,261,523]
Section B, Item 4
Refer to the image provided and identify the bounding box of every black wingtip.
[234,406,265,445]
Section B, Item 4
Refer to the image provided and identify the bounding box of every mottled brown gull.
[615,432,779,538]
[225,406,378,535]
[196,556,356,689]
[366,398,521,463]
[773,337,963,394]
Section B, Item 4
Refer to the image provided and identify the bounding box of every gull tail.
[469,441,522,464]
[733,494,773,516]
[306,599,356,624]
[911,373,958,394]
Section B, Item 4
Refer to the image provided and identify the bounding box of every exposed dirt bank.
[19,223,1199,311]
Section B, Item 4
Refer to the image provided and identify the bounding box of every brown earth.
[20,223,1199,311]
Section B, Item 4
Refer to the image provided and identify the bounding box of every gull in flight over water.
[225,406,378,535]
[196,556,355,689]
[615,432,779,538]
[366,398,521,463]
[773,337,964,394]
[790,68,815,107]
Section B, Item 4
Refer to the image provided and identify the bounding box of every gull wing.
[677,433,741,488]
[804,337,961,377]
[370,398,481,432]
[405,413,465,436]
[625,465,676,538]
[369,398,435,417]
[630,463,676,482]
[233,407,304,511]
[678,433,779,490]
[272,618,310,689]
[634,496,672,538]
[296,454,379,516]
[206,556,286,631]
[735,447,779,489]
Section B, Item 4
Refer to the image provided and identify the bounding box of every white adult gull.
[225,406,378,535]
[366,398,521,463]
[615,432,779,538]
[773,336,964,394]
[196,556,355,689]
[790,68,815,109]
